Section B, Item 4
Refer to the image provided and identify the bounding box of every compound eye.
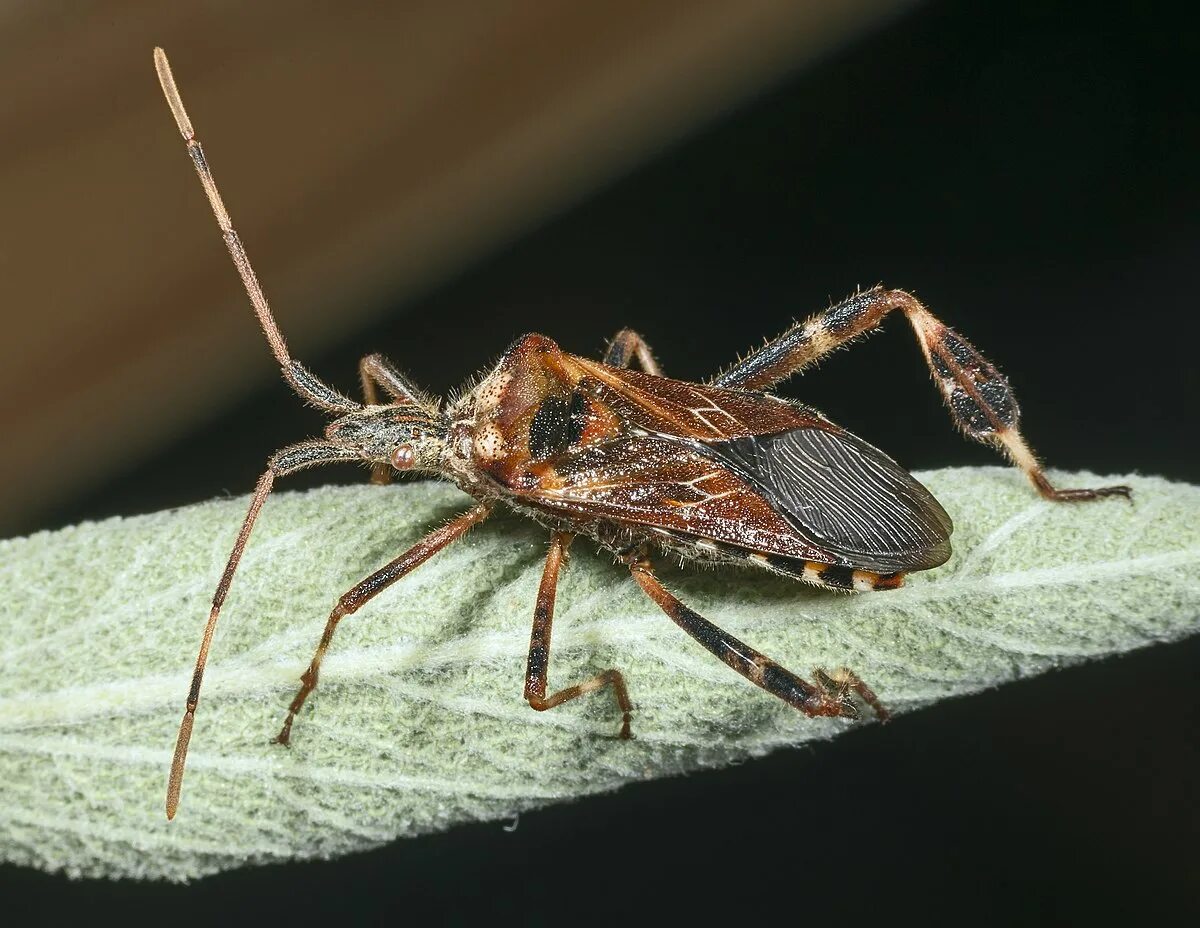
[390,444,416,470]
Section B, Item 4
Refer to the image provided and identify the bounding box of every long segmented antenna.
[153,47,356,414]
[154,48,366,820]
[154,48,292,367]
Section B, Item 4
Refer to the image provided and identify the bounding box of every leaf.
[0,467,1196,881]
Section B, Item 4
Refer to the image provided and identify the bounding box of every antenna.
[153,48,356,414]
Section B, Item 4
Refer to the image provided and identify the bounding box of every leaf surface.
[0,468,1196,880]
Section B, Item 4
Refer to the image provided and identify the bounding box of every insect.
[154,48,1131,819]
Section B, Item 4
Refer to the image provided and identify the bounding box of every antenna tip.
[166,709,195,821]
[153,47,170,80]
[153,47,195,141]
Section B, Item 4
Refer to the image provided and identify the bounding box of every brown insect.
[154,48,1131,819]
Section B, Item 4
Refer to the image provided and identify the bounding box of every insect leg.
[153,48,358,414]
[524,531,633,737]
[813,667,890,721]
[627,554,885,721]
[359,353,423,405]
[166,440,363,819]
[714,286,1130,502]
[603,329,663,375]
[358,353,425,484]
[274,503,492,747]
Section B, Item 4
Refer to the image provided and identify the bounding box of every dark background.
[5,1,1198,922]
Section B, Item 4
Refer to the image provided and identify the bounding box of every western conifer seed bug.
[154,48,1131,820]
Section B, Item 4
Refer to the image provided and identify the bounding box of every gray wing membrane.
[700,426,953,572]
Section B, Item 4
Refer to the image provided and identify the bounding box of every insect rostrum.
[153,48,1131,820]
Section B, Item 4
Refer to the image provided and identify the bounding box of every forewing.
[701,426,953,571]
[531,355,952,572]
[567,357,825,440]
[524,436,834,563]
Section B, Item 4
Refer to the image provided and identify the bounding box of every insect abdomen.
[762,556,906,592]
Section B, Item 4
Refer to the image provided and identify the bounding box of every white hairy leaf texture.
[0,467,1196,880]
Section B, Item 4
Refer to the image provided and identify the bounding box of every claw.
[814,666,889,721]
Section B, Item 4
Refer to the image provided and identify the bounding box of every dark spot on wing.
[529,390,588,460]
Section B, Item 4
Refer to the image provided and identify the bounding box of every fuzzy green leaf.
[0,467,1196,880]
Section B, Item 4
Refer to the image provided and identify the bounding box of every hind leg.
[715,287,1130,501]
[627,551,887,722]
